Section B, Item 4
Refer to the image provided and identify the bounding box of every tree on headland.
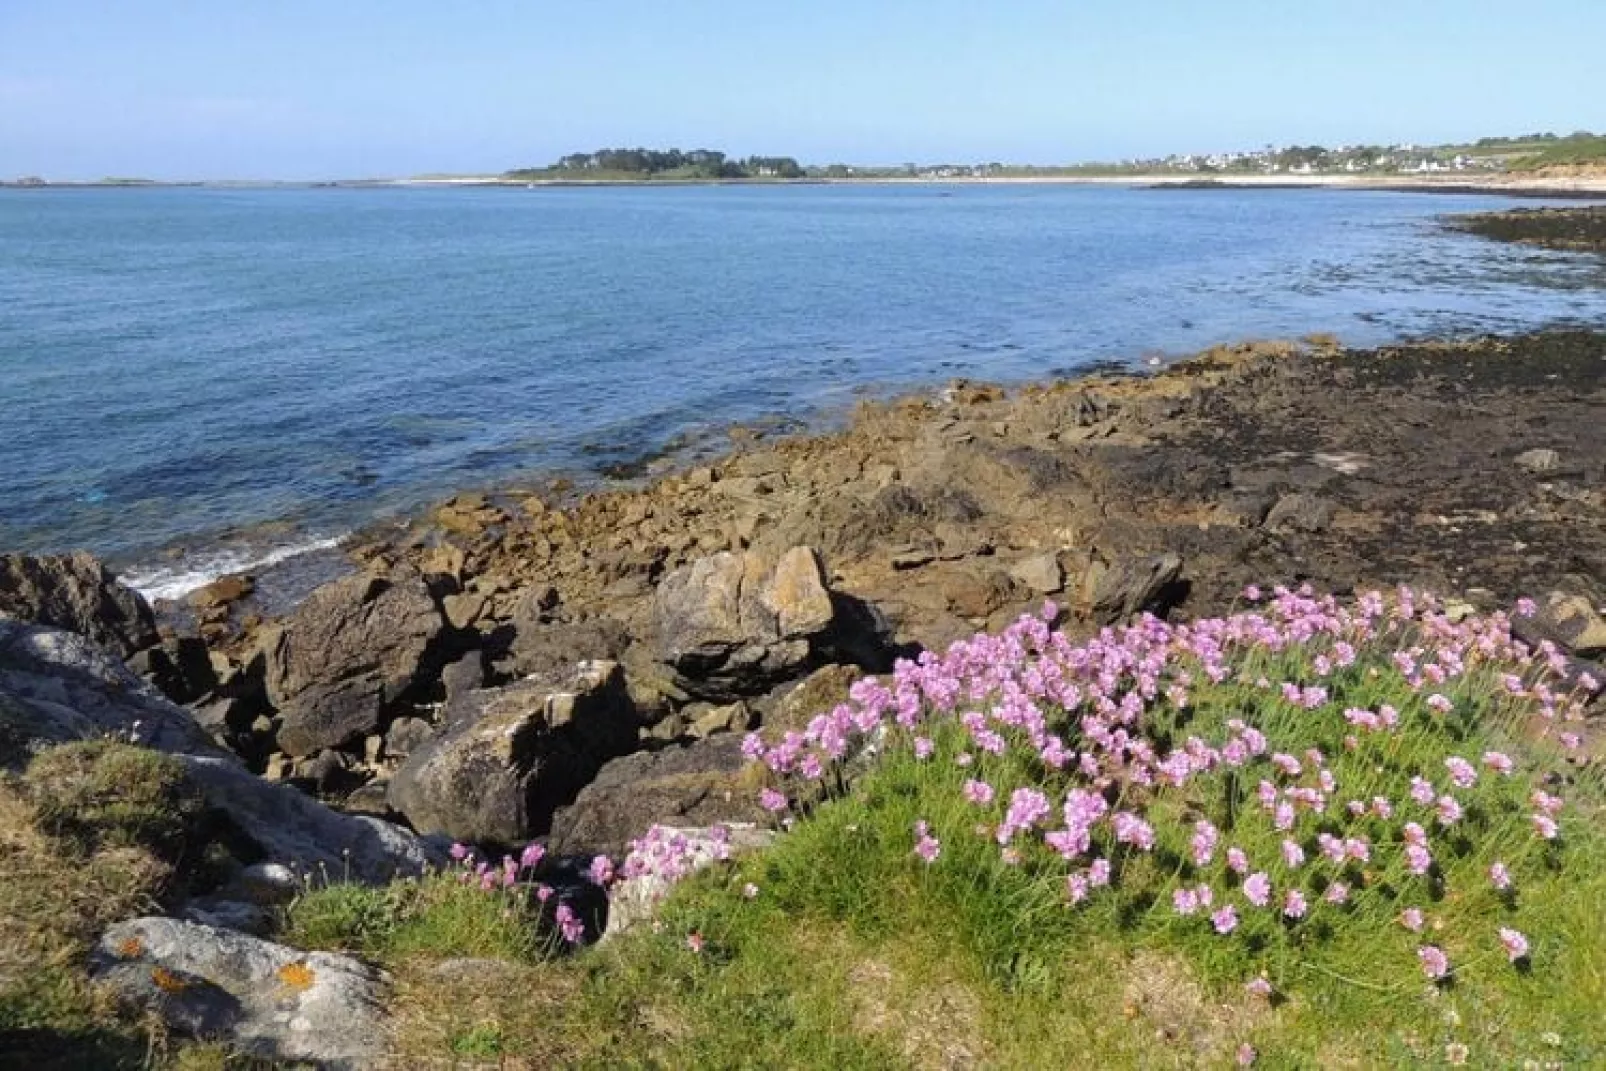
[506,148,801,181]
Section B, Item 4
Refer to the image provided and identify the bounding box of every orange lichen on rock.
[150,966,189,993]
[278,961,317,990]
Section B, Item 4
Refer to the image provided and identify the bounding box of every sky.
[1,1,1602,180]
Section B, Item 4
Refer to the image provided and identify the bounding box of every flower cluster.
[743,584,1583,992]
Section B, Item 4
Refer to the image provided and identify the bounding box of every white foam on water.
[123,535,347,603]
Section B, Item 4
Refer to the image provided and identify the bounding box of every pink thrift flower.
[1418,944,1450,980]
[1227,847,1249,874]
[1482,751,1514,776]
[1532,790,1564,815]
[1324,881,1350,905]
[1243,584,1262,602]
[687,931,704,953]
[1426,693,1453,715]
[1067,872,1089,903]
[535,883,553,903]
[1191,820,1219,866]
[1244,872,1272,908]
[742,882,759,899]
[913,736,934,760]
[1236,1042,1257,1066]
[1088,858,1111,887]
[1435,795,1463,827]
[1498,927,1529,962]
[1532,813,1559,840]
[1371,796,1394,819]
[1409,777,1436,805]
[1401,907,1425,932]
[1444,756,1477,789]
[1245,976,1272,999]
[1515,597,1537,617]
[1273,801,1296,831]
[1405,843,1433,876]
[1489,861,1512,891]
[913,821,941,864]
[555,903,584,944]
[1282,889,1307,919]
[759,788,788,813]
[962,778,995,805]
[519,841,545,870]
[1172,887,1201,916]
[587,855,615,886]
[1281,839,1305,868]
[1212,904,1239,934]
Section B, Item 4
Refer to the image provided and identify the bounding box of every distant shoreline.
[8,173,1606,198]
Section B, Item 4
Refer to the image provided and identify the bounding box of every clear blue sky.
[2,1,1601,180]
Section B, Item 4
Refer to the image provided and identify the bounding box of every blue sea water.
[2,183,1604,597]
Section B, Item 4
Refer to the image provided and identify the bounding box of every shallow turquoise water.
[2,183,1604,594]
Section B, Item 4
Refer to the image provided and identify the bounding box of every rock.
[1515,448,1561,473]
[688,701,751,738]
[439,652,485,704]
[0,620,220,763]
[91,917,388,1070]
[1265,493,1337,533]
[652,547,839,699]
[128,636,218,705]
[604,824,774,939]
[262,568,446,757]
[1084,553,1185,624]
[494,613,630,681]
[186,574,255,611]
[764,662,864,736]
[0,552,158,657]
[388,661,638,844]
[1009,553,1065,595]
[442,591,487,630]
[547,735,767,859]
[766,546,835,638]
[181,753,443,881]
[384,716,435,760]
[1514,592,1606,658]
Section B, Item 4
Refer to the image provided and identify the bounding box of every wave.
[122,534,348,603]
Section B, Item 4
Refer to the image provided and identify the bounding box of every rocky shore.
[1450,204,1606,254]
[25,328,1606,835]
[4,326,1605,1064]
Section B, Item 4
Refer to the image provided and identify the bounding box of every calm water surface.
[3,184,1604,596]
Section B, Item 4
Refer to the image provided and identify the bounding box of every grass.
[276,587,1605,1068]
[0,742,222,1068]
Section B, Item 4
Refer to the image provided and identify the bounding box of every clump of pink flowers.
[740,585,1581,999]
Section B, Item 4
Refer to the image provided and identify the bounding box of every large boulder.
[0,620,220,762]
[547,734,767,858]
[0,552,158,657]
[652,546,837,699]
[262,568,446,757]
[388,661,638,844]
[90,917,387,1070]
[0,619,444,882]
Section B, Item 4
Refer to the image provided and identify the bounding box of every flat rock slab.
[91,917,389,1070]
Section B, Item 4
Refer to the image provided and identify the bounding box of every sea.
[3,183,1605,601]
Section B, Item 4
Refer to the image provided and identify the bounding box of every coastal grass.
[293,593,1606,1068]
[0,742,220,1069]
